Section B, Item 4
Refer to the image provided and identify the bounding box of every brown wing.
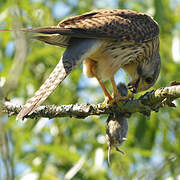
[1,9,159,44]
[57,9,159,43]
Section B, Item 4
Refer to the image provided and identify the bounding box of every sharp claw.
[107,95,132,106]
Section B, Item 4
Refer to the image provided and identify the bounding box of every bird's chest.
[88,42,144,81]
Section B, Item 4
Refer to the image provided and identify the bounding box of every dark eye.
[145,76,153,84]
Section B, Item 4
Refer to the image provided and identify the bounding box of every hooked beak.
[128,78,140,93]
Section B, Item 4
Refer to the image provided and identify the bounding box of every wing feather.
[1,9,159,44]
[57,9,159,43]
[31,34,70,47]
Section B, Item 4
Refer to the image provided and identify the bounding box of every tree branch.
[1,85,180,120]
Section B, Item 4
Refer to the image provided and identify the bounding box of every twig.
[1,85,180,120]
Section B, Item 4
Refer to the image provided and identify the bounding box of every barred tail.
[0,27,70,47]
[0,26,62,34]
[16,38,102,120]
[31,34,70,47]
[16,58,71,120]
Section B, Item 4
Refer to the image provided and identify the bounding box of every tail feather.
[16,58,70,120]
[15,38,101,120]
[0,27,71,47]
[31,34,70,47]
[0,26,63,34]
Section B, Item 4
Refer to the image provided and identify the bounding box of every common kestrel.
[2,9,161,120]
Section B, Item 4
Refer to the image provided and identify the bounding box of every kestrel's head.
[128,52,161,93]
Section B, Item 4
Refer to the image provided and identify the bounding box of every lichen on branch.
[1,85,180,120]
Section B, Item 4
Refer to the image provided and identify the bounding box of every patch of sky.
[0,24,6,28]
[5,41,14,57]
[168,130,176,143]
[172,31,180,63]
[57,173,65,180]
[114,68,126,84]
[14,162,30,177]
[78,75,98,89]
[43,132,53,144]
[67,0,78,7]
[150,133,164,165]
[64,127,70,136]
[77,73,100,103]
[84,144,92,152]
[78,88,101,103]
[33,118,53,134]
[52,2,71,19]
[78,68,126,89]
[129,152,160,176]
[0,157,6,180]
[170,0,180,9]
[77,68,126,103]
[167,121,177,143]
[22,142,36,153]
[94,0,118,9]
[21,171,39,180]
[0,63,3,72]
[30,0,42,2]
[31,137,41,146]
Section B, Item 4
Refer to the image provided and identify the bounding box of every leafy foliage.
[0,0,180,179]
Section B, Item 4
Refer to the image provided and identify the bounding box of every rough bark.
[1,85,180,120]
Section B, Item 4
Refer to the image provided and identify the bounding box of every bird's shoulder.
[57,9,159,43]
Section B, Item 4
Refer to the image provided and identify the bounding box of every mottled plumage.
[0,9,161,120]
[27,9,159,43]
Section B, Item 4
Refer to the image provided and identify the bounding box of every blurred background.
[0,0,180,179]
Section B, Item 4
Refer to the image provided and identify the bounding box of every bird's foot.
[102,86,133,107]
[107,93,132,106]
[102,96,113,106]
[101,95,131,107]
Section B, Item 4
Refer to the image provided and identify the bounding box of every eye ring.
[145,76,153,84]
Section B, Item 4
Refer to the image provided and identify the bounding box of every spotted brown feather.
[58,9,159,43]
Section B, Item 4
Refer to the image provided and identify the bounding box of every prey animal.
[1,9,161,120]
[106,83,129,165]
